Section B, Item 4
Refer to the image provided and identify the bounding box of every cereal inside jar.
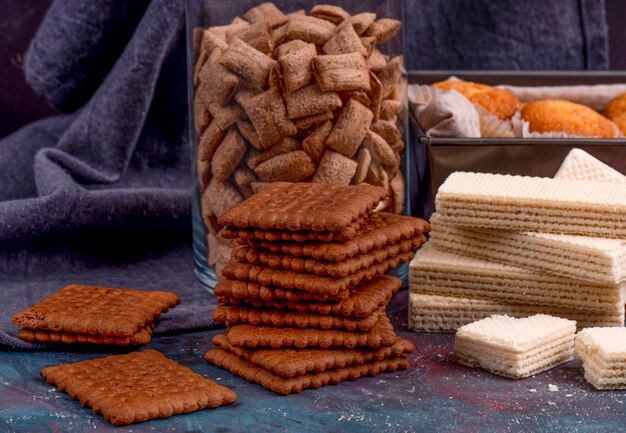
[190,2,406,279]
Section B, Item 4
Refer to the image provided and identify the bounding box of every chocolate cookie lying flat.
[41,350,236,425]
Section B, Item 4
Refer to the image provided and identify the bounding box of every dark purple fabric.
[406,0,609,70]
[0,0,609,349]
[0,0,219,349]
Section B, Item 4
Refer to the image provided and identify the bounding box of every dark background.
[1,0,625,140]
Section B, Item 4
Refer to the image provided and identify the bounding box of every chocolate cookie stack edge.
[204,182,430,394]
[12,285,180,346]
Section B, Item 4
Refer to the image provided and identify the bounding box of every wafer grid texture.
[409,244,625,312]
[454,315,576,378]
[429,217,626,285]
[556,149,625,183]
[408,293,625,333]
[576,328,626,389]
[435,172,626,237]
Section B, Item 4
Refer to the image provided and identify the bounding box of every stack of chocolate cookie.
[12,285,180,346]
[204,182,430,394]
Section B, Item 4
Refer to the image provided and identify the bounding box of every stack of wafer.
[576,327,626,389]
[204,182,429,394]
[455,314,577,379]
[410,149,626,333]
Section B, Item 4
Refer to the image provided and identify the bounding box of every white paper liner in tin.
[407,77,462,107]
[412,88,481,138]
[475,105,515,138]
[407,84,440,107]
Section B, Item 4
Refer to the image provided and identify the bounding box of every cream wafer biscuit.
[234,235,421,277]
[454,314,576,378]
[456,333,575,379]
[218,275,400,319]
[429,215,626,284]
[435,172,626,238]
[408,293,624,333]
[555,148,625,183]
[243,212,429,262]
[576,328,626,389]
[409,244,625,312]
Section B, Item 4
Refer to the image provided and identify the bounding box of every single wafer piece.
[41,350,236,425]
[214,278,349,302]
[12,285,180,337]
[409,244,625,312]
[454,315,576,379]
[225,314,398,349]
[408,293,625,333]
[18,325,154,346]
[235,235,421,277]
[429,214,626,285]
[244,212,429,261]
[213,305,383,331]
[218,182,386,232]
[435,172,626,238]
[218,275,401,318]
[210,333,413,378]
[204,348,408,395]
[222,250,414,295]
[555,148,625,183]
[576,328,626,389]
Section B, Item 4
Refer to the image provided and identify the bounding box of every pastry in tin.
[432,80,520,120]
[521,99,616,138]
[604,92,626,135]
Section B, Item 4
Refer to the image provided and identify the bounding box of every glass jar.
[186,0,408,290]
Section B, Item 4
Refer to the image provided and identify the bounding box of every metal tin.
[408,71,626,219]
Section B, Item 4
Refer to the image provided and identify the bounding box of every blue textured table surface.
[2,292,625,433]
